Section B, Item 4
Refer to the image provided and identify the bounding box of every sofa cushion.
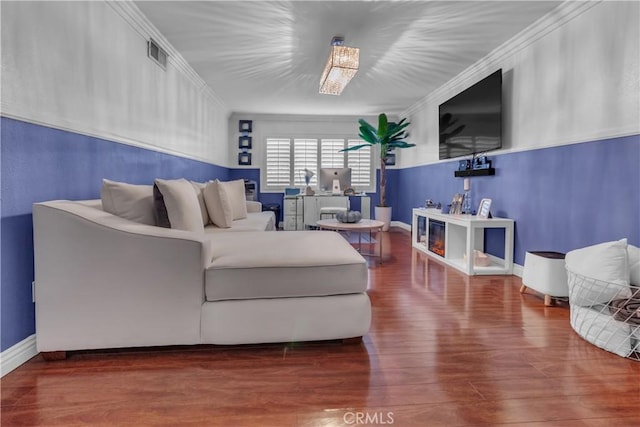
[153,184,171,228]
[154,178,204,233]
[566,239,630,306]
[101,179,155,225]
[205,231,367,301]
[203,180,232,228]
[204,211,275,233]
[218,179,247,220]
[190,181,210,226]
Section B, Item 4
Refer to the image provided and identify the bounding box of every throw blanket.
[610,285,640,326]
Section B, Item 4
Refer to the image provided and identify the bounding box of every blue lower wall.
[391,134,640,265]
[0,117,229,351]
[3,116,638,353]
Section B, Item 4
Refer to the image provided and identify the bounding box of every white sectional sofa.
[32,181,371,358]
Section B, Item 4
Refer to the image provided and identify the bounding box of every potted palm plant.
[342,113,415,231]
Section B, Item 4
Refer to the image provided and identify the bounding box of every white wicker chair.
[567,269,640,360]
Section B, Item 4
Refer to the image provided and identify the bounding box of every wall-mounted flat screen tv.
[439,69,502,160]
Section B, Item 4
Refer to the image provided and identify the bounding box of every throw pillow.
[203,180,232,228]
[153,183,171,228]
[190,181,211,226]
[154,178,205,233]
[101,179,155,225]
[218,179,248,220]
[565,239,630,306]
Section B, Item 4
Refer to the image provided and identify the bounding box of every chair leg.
[544,295,553,306]
[519,284,527,294]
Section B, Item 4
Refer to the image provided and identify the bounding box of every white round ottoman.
[520,251,568,306]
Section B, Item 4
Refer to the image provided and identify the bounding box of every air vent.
[147,38,167,69]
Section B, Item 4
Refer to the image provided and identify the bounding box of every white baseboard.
[1,334,38,377]
[513,263,524,278]
[391,220,411,231]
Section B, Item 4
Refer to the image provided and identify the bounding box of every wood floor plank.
[2,229,638,426]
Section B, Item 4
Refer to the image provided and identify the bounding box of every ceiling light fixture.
[319,36,359,96]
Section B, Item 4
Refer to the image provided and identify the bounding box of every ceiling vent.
[147,38,167,69]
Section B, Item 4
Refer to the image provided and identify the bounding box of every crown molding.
[403,1,600,116]
[106,0,229,111]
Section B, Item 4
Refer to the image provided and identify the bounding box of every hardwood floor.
[2,229,639,426]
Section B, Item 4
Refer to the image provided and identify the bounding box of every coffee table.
[316,219,385,258]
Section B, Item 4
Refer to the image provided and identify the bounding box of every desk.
[283,194,371,230]
[317,219,384,258]
[411,208,514,275]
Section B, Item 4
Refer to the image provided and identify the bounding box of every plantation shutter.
[265,138,291,188]
[347,139,372,187]
[320,139,345,168]
[293,138,318,186]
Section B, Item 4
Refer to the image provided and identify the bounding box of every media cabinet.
[411,208,514,275]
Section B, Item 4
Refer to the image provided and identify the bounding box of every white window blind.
[320,139,345,168]
[265,138,291,187]
[293,138,318,186]
[347,139,372,187]
[263,137,374,192]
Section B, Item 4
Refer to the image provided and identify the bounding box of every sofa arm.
[246,200,262,213]
[33,201,211,352]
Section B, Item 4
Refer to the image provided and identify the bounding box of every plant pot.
[375,206,392,231]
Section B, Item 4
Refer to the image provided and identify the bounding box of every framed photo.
[450,193,463,214]
[238,136,252,149]
[384,153,396,166]
[238,152,252,166]
[477,198,492,218]
[238,120,252,133]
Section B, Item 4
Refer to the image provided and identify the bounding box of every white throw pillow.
[154,178,205,233]
[627,244,640,285]
[203,180,232,228]
[218,179,248,220]
[101,179,155,225]
[565,239,630,306]
[190,181,210,226]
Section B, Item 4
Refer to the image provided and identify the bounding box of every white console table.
[411,208,514,275]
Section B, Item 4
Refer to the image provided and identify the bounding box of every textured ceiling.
[135,1,562,116]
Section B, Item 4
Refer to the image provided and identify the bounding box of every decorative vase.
[336,210,362,223]
[375,206,391,231]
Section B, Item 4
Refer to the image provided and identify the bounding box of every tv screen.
[439,69,502,160]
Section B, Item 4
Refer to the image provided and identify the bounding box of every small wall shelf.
[454,168,495,177]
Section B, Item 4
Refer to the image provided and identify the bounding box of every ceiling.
[135,1,562,116]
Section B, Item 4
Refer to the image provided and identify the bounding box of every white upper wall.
[1,1,231,167]
[399,1,639,167]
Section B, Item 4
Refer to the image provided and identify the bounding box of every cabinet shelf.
[454,168,495,177]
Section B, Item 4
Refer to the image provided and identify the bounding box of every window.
[293,139,318,186]
[263,137,374,192]
[265,138,290,187]
[347,139,372,188]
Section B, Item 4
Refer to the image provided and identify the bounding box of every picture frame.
[384,153,396,166]
[477,198,492,218]
[450,193,464,214]
[238,152,252,166]
[238,120,252,133]
[238,136,252,149]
